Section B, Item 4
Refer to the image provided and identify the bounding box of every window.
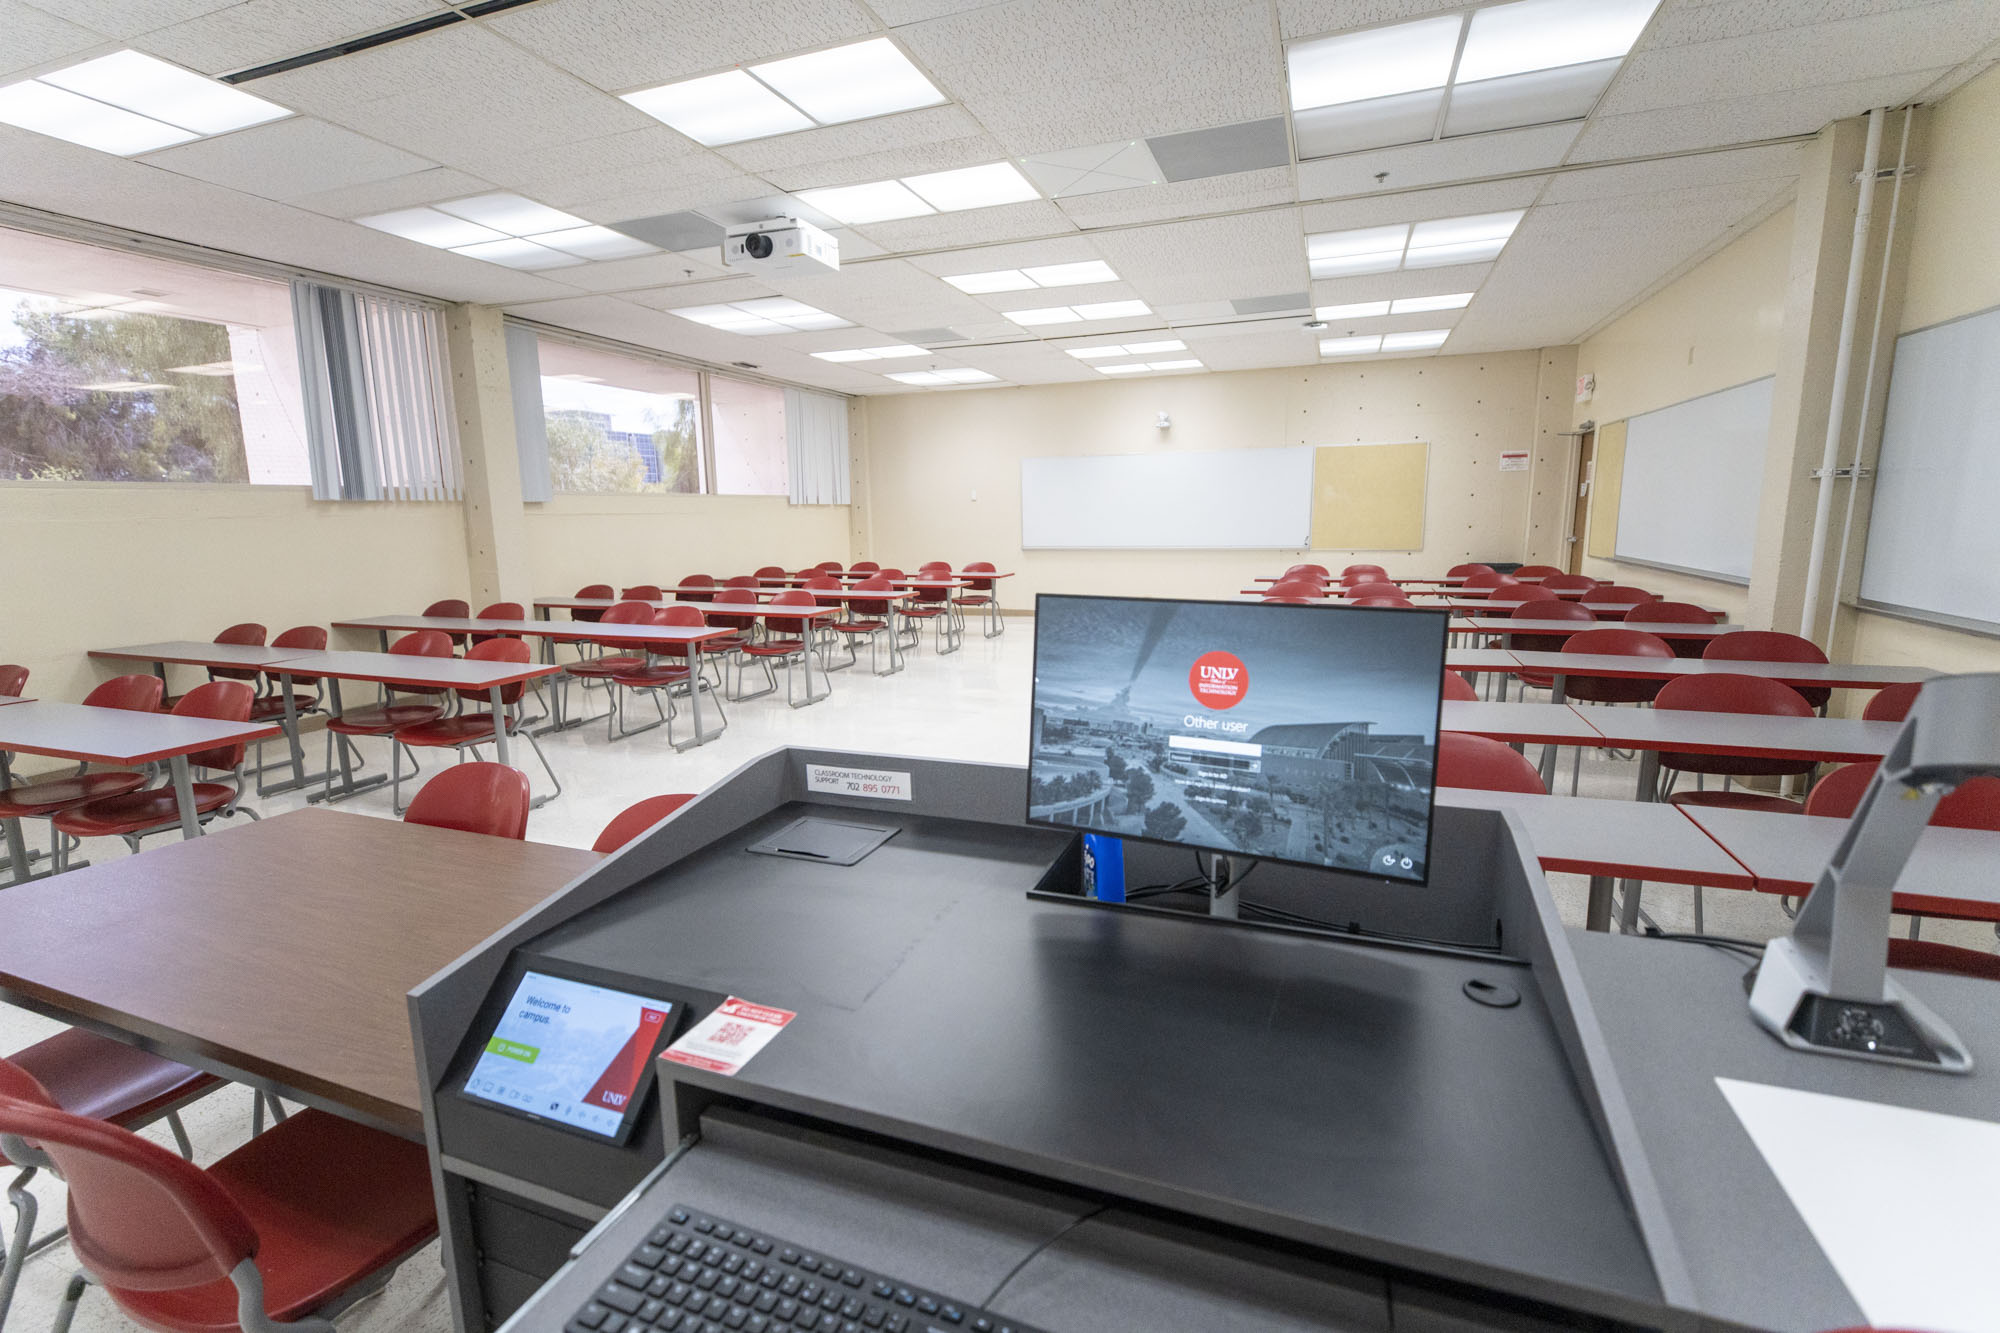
[709,374,788,496]
[538,336,703,494]
[0,225,309,483]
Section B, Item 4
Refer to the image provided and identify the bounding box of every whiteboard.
[1021,447,1315,549]
[1859,306,2000,628]
[1615,377,1773,581]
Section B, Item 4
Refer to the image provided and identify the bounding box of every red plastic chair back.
[1583,585,1657,606]
[962,561,997,591]
[593,601,659,652]
[850,577,894,618]
[84,675,165,713]
[1288,564,1328,578]
[1344,582,1403,600]
[1862,682,1921,722]
[621,585,663,603]
[1338,565,1381,579]
[1442,671,1478,701]
[767,589,818,637]
[803,576,842,591]
[476,602,524,621]
[1513,565,1563,579]
[1436,733,1547,794]
[1460,570,1519,590]
[655,605,706,627]
[753,566,786,579]
[0,1077,257,1294]
[1622,600,1713,626]
[1560,628,1674,704]
[422,601,469,621]
[876,568,904,580]
[391,630,454,659]
[1654,672,1814,779]
[849,561,881,575]
[1703,630,1830,708]
[458,637,531,706]
[572,585,614,623]
[172,680,255,773]
[722,576,759,588]
[1267,580,1326,599]
[270,626,327,686]
[1446,563,1494,579]
[403,762,530,840]
[709,588,760,634]
[1507,598,1593,654]
[917,562,951,576]
[1805,763,2000,830]
[208,623,268,682]
[675,575,716,603]
[1538,573,1598,592]
[0,664,25,696]
[815,561,844,573]
[1348,596,1414,608]
[592,794,697,853]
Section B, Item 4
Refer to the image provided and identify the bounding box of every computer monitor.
[1027,594,1448,885]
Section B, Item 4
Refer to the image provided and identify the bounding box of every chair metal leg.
[51,1272,88,1333]
[1692,885,1704,934]
[0,1168,35,1331]
[516,727,563,808]
[166,1109,193,1159]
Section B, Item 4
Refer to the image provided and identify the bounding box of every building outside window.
[0,225,309,484]
[537,335,703,494]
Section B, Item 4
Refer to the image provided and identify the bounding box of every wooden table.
[91,641,327,794]
[0,700,280,884]
[0,808,600,1136]
[1500,651,1934,704]
[1569,707,1901,801]
[1438,788,1754,931]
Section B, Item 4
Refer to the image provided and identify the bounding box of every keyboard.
[567,1204,1048,1333]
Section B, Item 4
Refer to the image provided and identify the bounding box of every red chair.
[1513,564,1563,580]
[249,626,326,724]
[391,639,559,809]
[1460,570,1520,592]
[792,567,822,581]
[621,584,663,603]
[897,578,962,657]
[1446,563,1494,579]
[1436,732,1546,794]
[954,561,1004,638]
[833,576,903,674]
[1863,682,1921,721]
[52,682,261,864]
[162,624,265,708]
[815,561,845,574]
[1884,940,2000,983]
[1558,629,1675,793]
[403,761,530,840]
[1624,601,1721,657]
[875,567,905,580]
[421,599,472,652]
[1703,630,1831,710]
[917,561,951,574]
[1505,601,1596,691]
[1344,582,1403,600]
[560,602,659,727]
[1483,588,1563,613]
[0,1065,435,1333]
[1578,586,1657,618]
[1336,564,1378,580]
[721,575,760,589]
[1804,763,2000,829]
[594,795,698,854]
[1266,580,1327,599]
[1538,573,1598,593]
[0,666,24,697]
[1282,564,1329,581]
[1348,596,1414,608]
[703,590,760,660]
[470,603,525,649]
[0,676,161,870]
[752,566,787,582]
[569,584,614,624]
[674,574,716,604]
[737,591,831,707]
[1653,673,1815,809]
[849,561,881,575]
[1442,671,1478,701]
[0,1043,221,1326]
[320,631,452,798]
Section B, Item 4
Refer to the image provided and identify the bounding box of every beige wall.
[1568,204,1795,622]
[523,493,851,594]
[2,482,468,771]
[858,349,1549,606]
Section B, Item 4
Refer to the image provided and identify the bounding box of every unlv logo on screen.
[1188,651,1248,709]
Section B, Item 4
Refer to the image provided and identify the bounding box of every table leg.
[1635,748,1661,802]
[489,684,512,768]
[378,630,390,652]
[1549,674,1567,706]
[170,755,201,839]
[1585,876,1614,932]
[1618,879,1644,933]
[1,751,35,885]
[308,679,389,804]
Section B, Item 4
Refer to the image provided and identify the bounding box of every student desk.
[0,700,279,884]
[0,695,30,706]
[1441,699,1604,747]
[1438,788,1754,931]
[1501,651,1934,704]
[1676,804,2000,924]
[90,640,324,793]
[1569,707,1901,801]
[1454,617,1744,642]
[0,807,599,1136]
[1578,598,1728,621]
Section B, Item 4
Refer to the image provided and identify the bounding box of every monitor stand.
[1207,855,1253,920]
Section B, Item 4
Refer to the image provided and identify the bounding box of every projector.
[723,217,839,275]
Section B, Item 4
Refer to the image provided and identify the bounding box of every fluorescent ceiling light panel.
[527,225,659,260]
[670,299,850,334]
[1148,359,1203,370]
[748,37,944,125]
[1316,300,1392,320]
[40,50,289,135]
[944,270,1037,294]
[1456,0,1660,82]
[0,80,198,155]
[813,349,879,362]
[812,344,931,362]
[887,371,953,386]
[1124,339,1186,354]
[1074,300,1149,319]
[932,368,998,383]
[357,207,506,248]
[1405,210,1523,267]
[437,193,586,235]
[1096,364,1150,375]
[1391,292,1473,313]
[1382,329,1451,350]
[903,162,1039,212]
[621,69,812,146]
[1004,307,1082,326]
[448,238,583,270]
[1287,14,1462,110]
[1307,223,1408,278]
[794,180,934,225]
[1020,260,1117,287]
[1320,335,1383,356]
[1066,345,1128,359]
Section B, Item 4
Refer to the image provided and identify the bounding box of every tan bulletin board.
[1586,420,1627,560]
[1310,442,1427,550]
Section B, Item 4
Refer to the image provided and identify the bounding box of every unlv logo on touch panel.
[1188,651,1248,709]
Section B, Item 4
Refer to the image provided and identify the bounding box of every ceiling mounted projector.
[724,217,839,274]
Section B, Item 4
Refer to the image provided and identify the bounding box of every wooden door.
[1566,432,1595,574]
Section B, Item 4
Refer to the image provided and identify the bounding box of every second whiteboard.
[1021,447,1315,549]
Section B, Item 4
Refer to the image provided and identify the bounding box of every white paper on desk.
[1717,1077,2000,1333]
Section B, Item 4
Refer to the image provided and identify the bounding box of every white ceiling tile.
[1091,211,1306,305]
[484,0,880,91]
[555,174,780,226]
[869,0,1013,27]
[1571,70,1948,161]
[1542,142,1803,204]
[289,167,496,218]
[850,199,1075,251]
[1298,175,1548,233]
[0,1,111,78]
[903,236,1108,277]
[716,104,984,174]
[1055,166,1296,229]
[1645,0,1989,52]
[622,276,782,310]
[132,0,438,75]
[1276,0,1468,41]
[1310,264,1493,304]
[1296,124,1580,201]
[543,250,732,293]
[899,0,1281,154]
[139,117,435,201]
[18,0,237,38]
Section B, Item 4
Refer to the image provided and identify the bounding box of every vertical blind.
[784,387,850,505]
[504,321,552,503]
[292,280,461,501]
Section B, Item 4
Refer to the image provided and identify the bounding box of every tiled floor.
[2,619,1990,1331]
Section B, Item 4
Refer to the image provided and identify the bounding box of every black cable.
[1641,930,1768,961]
[980,1205,1107,1309]
[1238,901,1504,954]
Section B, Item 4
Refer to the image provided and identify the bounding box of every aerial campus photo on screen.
[1029,597,1446,883]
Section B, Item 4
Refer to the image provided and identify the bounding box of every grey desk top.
[536,803,1663,1322]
